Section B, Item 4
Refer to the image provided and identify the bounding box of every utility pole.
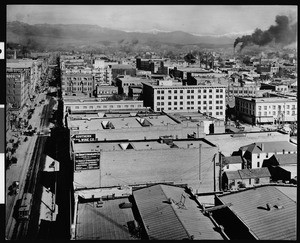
[199,144,202,183]
[219,151,223,191]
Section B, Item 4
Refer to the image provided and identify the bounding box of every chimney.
[261,143,264,151]
[14,50,17,59]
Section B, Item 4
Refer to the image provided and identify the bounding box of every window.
[264,111,267,116]
[257,154,260,159]
[168,96,172,99]
[187,101,190,105]
[203,95,207,99]
[216,95,219,98]
[204,89,207,93]
[209,89,212,93]
[83,106,87,109]
[174,96,177,99]
[216,89,219,93]
[161,96,164,100]
[257,162,260,167]
[216,100,219,104]
[266,153,268,158]
[191,90,194,93]
[198,89,201,93]
[157,102,160,106]
[174,102,177,105]
[161,102,164,105]
[249,179,252,185]
[209,106,212,110]
[287,111,290,115]
[273,111,276,115]
[75,106,79,109]
[255,178,260,184]
[89,106,93,109]
[180,96,183,99]
[216,112,219,115]
[157,108,161,111]
[187,90,190,93]
[258,112,261,116]
[180,90,183,93]
[198,101,201,104]
[157,96,160,100]
[286,105,290,109]
[220,112,223,115]
[168,90,172,94]
[198,95,201,99]
[187,96,190,99]
[161,91,164,94]
[209,95,212,99]
[180,102,183,105]
[168,102,171,105]
[157,90,160,94]
[203,101,207,104]
[174,90,177,94]
[209,101,212,104]
[264,106,267,110]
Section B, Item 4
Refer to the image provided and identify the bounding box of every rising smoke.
[234,15,297,51]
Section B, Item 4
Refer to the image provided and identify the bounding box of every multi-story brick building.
[142,79,226,120]
[6,70,30,109]
[235,96,297,125]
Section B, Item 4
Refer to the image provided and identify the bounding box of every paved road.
[5,93,56,239]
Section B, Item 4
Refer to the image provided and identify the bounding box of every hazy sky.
[7,5,297,36]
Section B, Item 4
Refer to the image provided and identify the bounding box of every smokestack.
[14,50,17,59]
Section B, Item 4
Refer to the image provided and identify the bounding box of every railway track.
[11,99,53,239]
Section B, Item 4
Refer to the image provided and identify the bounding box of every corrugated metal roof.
[133,184,223,240]
[217,186,296,240]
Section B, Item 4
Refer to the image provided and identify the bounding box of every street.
[5,92,57,239]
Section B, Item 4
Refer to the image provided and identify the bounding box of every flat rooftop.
[68,115,178,131]
[205,131,290,156]
[239,97,297,102]
[166,111,223,122]
[75,197,137,240]
[72,138,215,153]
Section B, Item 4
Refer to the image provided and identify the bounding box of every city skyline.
[7,5,297,36]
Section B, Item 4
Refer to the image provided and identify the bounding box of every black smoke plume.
[234,15,297,51]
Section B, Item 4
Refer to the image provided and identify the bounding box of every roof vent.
[266,203,272,211]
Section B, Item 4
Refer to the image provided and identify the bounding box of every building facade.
[235,96,297,125]
[143,80,226,120]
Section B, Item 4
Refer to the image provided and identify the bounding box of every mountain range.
[7,21,237,52]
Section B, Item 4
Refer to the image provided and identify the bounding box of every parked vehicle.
[8,181,19,195]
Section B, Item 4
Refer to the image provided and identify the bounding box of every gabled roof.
[217,186,296,240]
[223,156,243,165]
[263,153,297,166]
[239,141,297,154]
[238,167,271,179]
[133,184,223,240]
[224,168,271,180]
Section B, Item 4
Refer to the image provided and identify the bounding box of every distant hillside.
[7,21,236,52]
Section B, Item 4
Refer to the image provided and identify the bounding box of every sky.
[7,5,297,36]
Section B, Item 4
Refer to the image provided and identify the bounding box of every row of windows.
[258,104,296,110]
[156,106,224,115]
[67,87,93,91]
[156,95,224,100]
[156,88,224,94]
[73,104,142,109]
[157,101,225,107]
[258,110,296,116]
[65,77,93,81]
